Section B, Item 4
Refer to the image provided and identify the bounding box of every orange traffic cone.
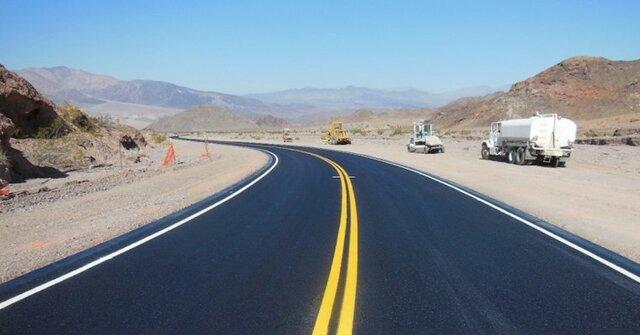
[199,137,211,160]
[0,187,11,197]
[162,142,176,167]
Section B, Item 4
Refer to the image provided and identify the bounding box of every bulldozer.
[323,121,351,145]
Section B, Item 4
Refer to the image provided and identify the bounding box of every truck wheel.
[515,147,526,165]
[440,147,445,153]
[551,157,561,168]
[559,161,567,168]
[481,145,489,159]
[508,150,515,164]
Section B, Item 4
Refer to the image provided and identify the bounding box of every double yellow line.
[303,152,359,335]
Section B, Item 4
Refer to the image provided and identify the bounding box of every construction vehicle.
[481,113,576,167]
[282,128,293,142]
[323,121,351,145]
[407,121,444,153]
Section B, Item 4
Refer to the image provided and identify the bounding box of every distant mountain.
[17,66,301,128]
[148,105,287,132]
[247,85,501,114]
[432,56,640,132]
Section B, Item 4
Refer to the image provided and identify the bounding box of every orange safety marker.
[162,142,176,167]
[199,136,211,160]
[0,187,11,197]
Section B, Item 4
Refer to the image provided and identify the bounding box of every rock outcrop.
[0,64,60,138]
[1,64,68,185]
[0,65,148,185]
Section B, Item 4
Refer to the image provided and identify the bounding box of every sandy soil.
[210,132,640,263]
[0,140,267,283]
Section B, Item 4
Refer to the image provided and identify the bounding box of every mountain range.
[16,66,499,128]
[330,56,640,138]
[17,56,637,135]
[246,85,501,117]
[17,67,295,128]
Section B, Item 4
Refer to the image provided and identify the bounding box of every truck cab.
[407,121,444,154]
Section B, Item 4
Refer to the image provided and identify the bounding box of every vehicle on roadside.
[323,121,351,145]
[481,113,576,167]
[283,128,293,142]
[407,121,444,154]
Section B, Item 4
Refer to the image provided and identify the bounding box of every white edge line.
[354,153,640,284]
[0,149,279,310]
[188,141,640,284]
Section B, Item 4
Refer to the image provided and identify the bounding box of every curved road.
[1,140,639,333]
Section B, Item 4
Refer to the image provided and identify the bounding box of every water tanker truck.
[481,113,576,167]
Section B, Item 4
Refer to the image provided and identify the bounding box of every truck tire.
[515,147,526,165]
[481,145,489,160]
[440,147,445,153]
[508,150,516,164]
[551,157,561,168]
[559,161,567,168]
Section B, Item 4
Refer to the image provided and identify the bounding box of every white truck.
[481,113,576,167]
[407,121,444,154]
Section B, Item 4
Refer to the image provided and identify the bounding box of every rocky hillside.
[148,106,288,132]
[0,65,146,187]
[432,57,640,133]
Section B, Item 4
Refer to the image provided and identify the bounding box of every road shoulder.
[0,140,268,283]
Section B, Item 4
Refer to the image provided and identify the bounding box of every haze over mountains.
[15,56,639,135]
[16,66,498,128]
[246,85,500,117]
[17,67,295,128]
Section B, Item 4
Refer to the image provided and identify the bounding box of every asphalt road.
[1,141,639,334]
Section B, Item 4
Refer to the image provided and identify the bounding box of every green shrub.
[351,127,369,136]
[92,115,116,129]
[60,104,96,133]
[149,133,167,144]
[584,129,599,138]
[388,125,407,136]
[35,117,67,139]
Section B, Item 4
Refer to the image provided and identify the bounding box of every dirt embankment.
[0,139,267,283]
[209,132,640,263]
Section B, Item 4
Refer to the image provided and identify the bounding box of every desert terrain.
[203,131,640,263]
[0,140,267,283]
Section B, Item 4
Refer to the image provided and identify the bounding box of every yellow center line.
[279,148,358,334]
[312,158,349,334]
[336,163,358,335]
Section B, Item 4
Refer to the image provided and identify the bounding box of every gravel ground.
[0,139,267,283]
[209,132,640,263]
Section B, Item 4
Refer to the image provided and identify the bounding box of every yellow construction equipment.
[283,128,294,142]
[323,121,351,145]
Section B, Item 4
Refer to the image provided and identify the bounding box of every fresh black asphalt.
[1,142,639,334]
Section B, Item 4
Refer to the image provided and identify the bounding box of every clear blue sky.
[1,0,639,94]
